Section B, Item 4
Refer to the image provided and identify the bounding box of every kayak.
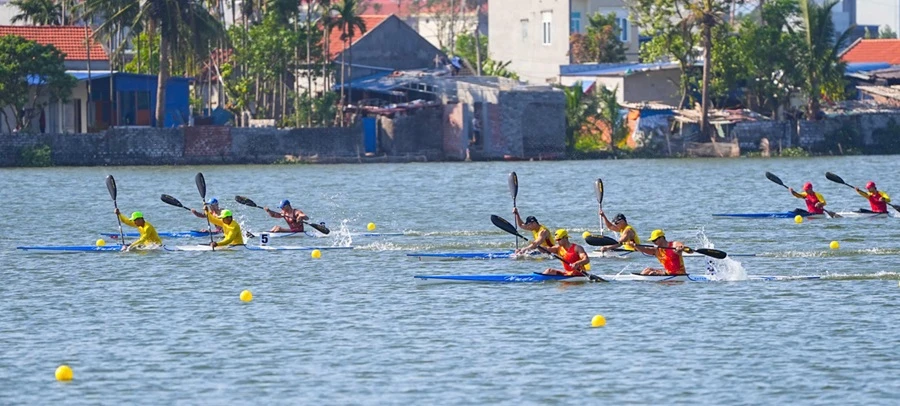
[17,245,353,252]
[248,231,405,239]
[408,249,750,260]
[713,210,889,219]
[101,230,219,239]
[414,272,822,284]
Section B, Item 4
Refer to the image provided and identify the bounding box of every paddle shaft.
[584,235,727,259]
[234,196,330,234]
[195,173,215,247]
[106,175,127,245]
[825,173,900,212]
[509,172,519,250]
[595,178,604,236]
[766,172,840,218]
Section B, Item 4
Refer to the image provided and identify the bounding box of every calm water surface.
[1,157,899,404]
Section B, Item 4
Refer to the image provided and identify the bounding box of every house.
[360,0,487,50]
[489,0,640,84]
[559,62,683,106]
[840,39,900,65]
[0,25,109,70]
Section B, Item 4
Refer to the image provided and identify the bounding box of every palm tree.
[301,0,319,126]
[684,0,725,141]
[10,0,62,25]
[84,0,224,127]
[331,0,366,121]
[798,0,852,120]
[318,0,335,97]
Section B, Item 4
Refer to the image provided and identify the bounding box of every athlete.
[191,197,223,233]
[855,181,891,213]
[115,209,162,251]
[596,210,640,252]
[632,229,686,276]
[206,209,244,248]
[788,182,827,215]
[541,229,590,276]
[512,207,556,254]
[264,199,308,233]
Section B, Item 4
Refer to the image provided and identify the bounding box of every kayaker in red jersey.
[789,182,827,215]
[855,181,891,213]
[596,209,640,252]
[512,207,556,254]
[633,229,687,276]
[541,229,590,276]
[264,199,308,233]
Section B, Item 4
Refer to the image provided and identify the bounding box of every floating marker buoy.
[95,239,106,247]
[794,215,803,224]
[591,315,606,328]
[367,222,376,231]
[240,290,253,302]
[311,249,322,259]
[830,241,840,250]
[55,365,73,381]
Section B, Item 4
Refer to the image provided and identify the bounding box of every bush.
[19,144,52,167]
[779,147,810,157]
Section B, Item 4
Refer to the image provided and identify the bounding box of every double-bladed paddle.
[491,215,606,282]
[195,173,216,248]
[509,171,519,250]
[160,194,194,212]
[765,172,841,218]
[595,178,604,236]
[234,195,330,234]
[825,172,900,212]
[584,235,728,259]
[105,175,126,245]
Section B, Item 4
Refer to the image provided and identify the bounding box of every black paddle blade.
[307,221,330,235]
[584,235,618,246]
[508,172,518,202]
[234,195,259,208]
[106,175,117,200]
[694,248,727,259]
[491,215,528,240]
[195,173,207,199]
[825,172,847,186]
[595,178,604,205]
[765,172,786,188]
[160,194,185,208]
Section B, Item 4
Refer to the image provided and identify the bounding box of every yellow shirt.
[531,225,557,247]
[856,189,891,202]
[208,213,244,246]
[117,213,162,247]
[620,225,640,251]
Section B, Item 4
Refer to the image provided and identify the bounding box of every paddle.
[492,215,606,282]
[509,171,519,250]
[825,172,900,212]
[105,175,127,245]
[234,195,330,234]
[160,194,193,212]
[584,235,728,259]
[195,172,215,247]
[595,178,604,236]
[765,171,840,218]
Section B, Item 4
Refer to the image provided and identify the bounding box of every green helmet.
[130,211,144,220]
[220,209,233,218]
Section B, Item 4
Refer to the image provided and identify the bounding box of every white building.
[855,0,900,36]
[489,0,639,85]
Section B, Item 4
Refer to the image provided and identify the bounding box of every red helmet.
[803,182,813,191]
[866,181,876,189]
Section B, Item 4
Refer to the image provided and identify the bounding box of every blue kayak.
[414,273,590,283]
[415,272,822,284]
[712,211,823,219]
[17,245,353,252]
[17,245,125,252]
[407,250,518,260]
[101,230,218,239]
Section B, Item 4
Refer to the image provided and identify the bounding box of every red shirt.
[655,243,686,275]
[558,244,584,276]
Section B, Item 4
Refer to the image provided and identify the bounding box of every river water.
[1,156,898,404]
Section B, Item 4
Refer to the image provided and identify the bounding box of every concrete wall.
[377,106,444,155]
[622,69,682,106]
[0,126,361,167]
[489,0,570,84]
[798,112,900,149]
[499,89,567,159]
[732,121,793,152]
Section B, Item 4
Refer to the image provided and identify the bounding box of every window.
[521,19,529,41]
[570,12,581,34]
[542,11,552,45]
[618,18,629,42]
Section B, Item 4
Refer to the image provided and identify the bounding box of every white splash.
[696,228,748,281]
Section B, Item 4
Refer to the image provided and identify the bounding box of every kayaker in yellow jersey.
[512,207,556,254]
[114,209,162,251]
[191,197,223,233]
[206,208,244,248]
[596,210,640,252]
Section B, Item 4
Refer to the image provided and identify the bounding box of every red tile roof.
[841,39,900,64]
[326,15,389,60]
[361,0,487,16]
[0,25,108,61]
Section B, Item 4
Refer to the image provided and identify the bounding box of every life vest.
[802,191,825,215]
[655,242,686,275]
[283,209,304,232]
[620,225,640,251]
[531,225,557,247]
[866,191,889,213]
[558,244,584,275]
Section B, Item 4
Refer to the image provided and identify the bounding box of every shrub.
[19,144,52,167]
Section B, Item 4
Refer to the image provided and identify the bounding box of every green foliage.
[779,147,810,157]
[455,32,519,79]
[10,0,61,25]
[870,118,900,154]
[0,35,75,133]
[569,12,626,64]
[596,85,629,153]
[123,32,160,74]
[19,144,52,167]
[283,91,340,128]
[562,83,598,154]
[798,0,852,120]
[880,25,898,39]
[822,124,862,155]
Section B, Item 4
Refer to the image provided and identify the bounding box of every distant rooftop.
[0,25,108,61]
[841,39,900,65]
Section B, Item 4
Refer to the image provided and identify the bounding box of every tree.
[0,35,76,133]
[10,0,61,25]
[798,0,852,120]
[879,25,898,39]
[331,0,367,124]
[569,12,626,64]
[595,85,629,154]
[84,0,225,127]
[562,83,598,154]
[455,32,519,79]
[685,0,727,140]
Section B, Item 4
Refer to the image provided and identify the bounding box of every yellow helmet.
[554,229,570,240]
[649,229,665,241]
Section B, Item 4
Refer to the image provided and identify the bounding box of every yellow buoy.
[311,249,322,259]
[830,241,840,250]
[591,314,606,328]
[55,365,73,381]
[584,263,591,271]
[240,290,253,302]
[794,215,803,224]
[95,239,106,247]
[367,222,376,231]
[582,231,591,239]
